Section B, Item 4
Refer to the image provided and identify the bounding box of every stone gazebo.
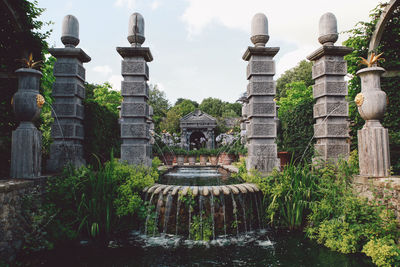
[180,109,217,150]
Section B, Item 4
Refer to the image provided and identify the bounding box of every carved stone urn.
[10,68,43,178]
[355,67,387,124]
[356,66,390,177]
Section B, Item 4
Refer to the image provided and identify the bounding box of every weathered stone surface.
[121,123,150,139]
[313,81,347,99]
[247,102,275,117]
[47,143,85,172]
[121,102,148,117]
[246,60,275,78]
[121,81,149,97]
[51,123,84,139]
[313,101,348,118]
[314,143,349,160]
[10,123,41,179]
[358,125,390,177]
[61,15,79,47]
[314,122,349,138]
[52,103,84,119]
[318,12,338,45]
[121,144,150,165]
[52,82,85,99]
[121,60,149,79]
[247,81,275,96]
[54,62,86,81]
[246,123,276,138]
[312,60,347,79]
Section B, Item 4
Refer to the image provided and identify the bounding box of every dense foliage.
[276,60,313,99]
[22,157,159,252]
[343,2,400,173]
[148,84,170,132]
[240,152,400,266]
[83,82,122,166]
[276,81,314,162]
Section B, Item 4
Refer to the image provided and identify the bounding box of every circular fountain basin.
[142,166,262,238]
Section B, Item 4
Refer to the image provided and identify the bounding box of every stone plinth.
[10,68,43,178]
[356,67,390,177]
[243,47,280,173]
[307,45,352,163]
[117,47,153,166]
[46,48,90,172]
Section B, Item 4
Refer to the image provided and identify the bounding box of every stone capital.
[242,47,279,61]
[116,47,153,62]
[307,45,352,61]
[48,47,91,62]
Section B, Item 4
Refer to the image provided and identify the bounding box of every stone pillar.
[148,106,155,157]
[117,13,153,166]
[307,13,352,163]
[47,15,91,172]
[240,99,249,146]
[356,67,390,177]
[10,69,43,178]
[243,13,280,174]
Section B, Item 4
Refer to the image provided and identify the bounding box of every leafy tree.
[199,97,224,117]
[277,81,314,162]
[222,102,242,118]
[148,84,170,132]
[276,60,313,99]
[343,2,400,173]
[159,99,196,134]
[175,98,198,108]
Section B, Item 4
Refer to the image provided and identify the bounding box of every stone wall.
[354,176,400,221]
[0,180,35,262]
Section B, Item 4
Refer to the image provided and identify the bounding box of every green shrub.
[362,238,400,267]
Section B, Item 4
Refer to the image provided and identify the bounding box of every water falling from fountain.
[163,193,173,233]
[231,192,239,236]
[210,192,215,240]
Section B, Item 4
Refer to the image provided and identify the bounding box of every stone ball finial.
[318,12,338,45]
[128,12,145,47]
[251,13,269,47]
[61,15,79,48]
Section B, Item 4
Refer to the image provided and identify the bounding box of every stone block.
[246,155,280,174]
[314,122,349,138]
[247,144,277,157]
[246,60,275,79]
[312,60,347,79]
[313,81,347,99]
[120,144,150,166]
[247,123,276,138]
[47,143,85,172]
[121,81,149,97]
[247,81,275,96]
[52,82,85,99]
[54,62,85,81]
[121,123,150,139]
[121,60,149,79]
[51,123,84,140]
[313,101,348,118]
[247,102,275,117]
[52,103,84,119]
[358,126,390,177]
[121,102,148,117]
[314,143,349,160]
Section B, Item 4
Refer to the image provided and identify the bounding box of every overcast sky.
[37,0,380,104]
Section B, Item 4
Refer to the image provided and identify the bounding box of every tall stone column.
[243,13,280,174]
[47,15,91,172]
[10,69,43,178]
[356,67,390,177]
[307,13,352,163]
[148,106,154,157]
[117,13,153,166]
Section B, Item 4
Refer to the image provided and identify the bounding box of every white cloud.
[276,45,317,78]
[181,0,378,46]
[92,65,113,76]
[151,1,160,10]
[108,75,123,91]
[114,0,136,9]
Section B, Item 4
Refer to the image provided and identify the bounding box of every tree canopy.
[276,60,313,99]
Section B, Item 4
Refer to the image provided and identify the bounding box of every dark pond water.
[160,166,239,186]
[19,230,373,266]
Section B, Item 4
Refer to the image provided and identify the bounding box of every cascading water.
[143,166,263,240]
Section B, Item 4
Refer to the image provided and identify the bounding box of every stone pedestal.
[117,47,153,166]
[243,47,280,173]
[10,68,43,178]
[356,67,390,177]
[46,48,90,172]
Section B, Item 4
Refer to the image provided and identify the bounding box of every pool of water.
[160,166,240,186]
[19,230,373,266]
